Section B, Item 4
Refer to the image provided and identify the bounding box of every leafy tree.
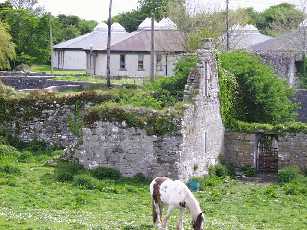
[0,21,15,70]
[256,3,304,36]
[9,0,38,10]
[219,51,297,124]
[113,0,177,32]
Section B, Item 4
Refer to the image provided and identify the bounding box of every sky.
[0,0,305,22]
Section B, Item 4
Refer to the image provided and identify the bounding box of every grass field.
[31,65,86,75]
[0,143,306,230]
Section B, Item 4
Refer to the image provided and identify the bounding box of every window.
[120,54,126,70]
[138,54,144,71]
[156,53,163,71]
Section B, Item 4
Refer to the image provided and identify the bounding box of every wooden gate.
[257,135,278,173]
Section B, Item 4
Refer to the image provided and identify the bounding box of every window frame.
[120,54,126,71]
[138,54,144,71]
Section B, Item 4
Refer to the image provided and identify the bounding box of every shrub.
[283,179,307,195]
[0,164,21,175]
[201,176,224,188]
[241,165,257,177]
[208,164,230,178]
[91,167,121,180]
[17,151,33,163]
[278,166,301,184]
[219,51,297,124]
[55,171,74,182]
[0,144,21,160]
[73,174,96,190]
[54,161,82,182]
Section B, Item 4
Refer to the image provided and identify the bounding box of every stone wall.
[0,76,104,90]
[224,132,307,171]
[66,40,225,180]
[296,89,307,122]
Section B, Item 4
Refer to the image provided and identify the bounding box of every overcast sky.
[0,0,305,22]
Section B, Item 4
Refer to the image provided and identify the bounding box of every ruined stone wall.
[224,132,256,168]
[278,133,307,170]
[69,121,182,178]
[224,132,307,171]
[67,41,224,180]
[179,43,225,179]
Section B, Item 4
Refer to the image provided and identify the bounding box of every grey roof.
[250,30,307,53]
[108,30,186,52]
[53,22,129,50]
[221,25,272,50]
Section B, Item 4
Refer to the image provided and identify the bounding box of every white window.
[138,54,144,71]
[120,54,126,70]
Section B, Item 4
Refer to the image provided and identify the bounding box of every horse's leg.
[153,201,162,229]
[162,206,175,230]
[176,208,185,230]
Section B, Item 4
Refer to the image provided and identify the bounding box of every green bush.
[91,167,121,180]
[0,144,21,160]
[283,179,307,195]
[0,164,21,175]
[17,151,33,163]
[219,51,297,124]
[54,161,82,182]
[73,174,96,190]
[201,176,225,188]
[278,166,301,184]
[208,164,231,178]
[241,165,257,177]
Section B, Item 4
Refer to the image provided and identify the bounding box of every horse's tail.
[152,199,158,224]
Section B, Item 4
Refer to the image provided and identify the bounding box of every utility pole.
[226,0,230,51]
[49,13,54,74]
[150,12,155,82]
[106,0,112,88]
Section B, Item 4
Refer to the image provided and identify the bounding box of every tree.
[9,0,38,10]
[219,51,297,124]
[256,3,304,36]
[0,22,15,70]
[113,0,176,32]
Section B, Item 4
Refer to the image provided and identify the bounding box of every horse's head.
[192,212,204,230]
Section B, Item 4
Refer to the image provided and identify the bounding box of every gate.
[256,135,278,173]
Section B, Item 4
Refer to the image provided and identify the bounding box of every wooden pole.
[150,13,155,82]
[49,13,54,74]
[226,0,230,51]
[106,0,112,88]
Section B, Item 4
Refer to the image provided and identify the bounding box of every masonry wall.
[224,132,307,171]
[296,89,307,122]
[68,42,224,180]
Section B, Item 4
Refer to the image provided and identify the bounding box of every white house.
[86,18,186,77]
[52,22,128,70]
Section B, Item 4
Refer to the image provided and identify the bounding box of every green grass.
[31,65,86,75]
[0,143,306,229]
[53,75,146,86]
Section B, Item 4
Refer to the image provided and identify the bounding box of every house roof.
[138,18,159,31]
[158,18,177,30]
[53,23,128,50]
[107,30,186,52]
[221,24,272,50]
[250,30,307,53]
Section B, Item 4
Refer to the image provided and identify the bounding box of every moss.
[85,102,182,136]
[229,120,307,134]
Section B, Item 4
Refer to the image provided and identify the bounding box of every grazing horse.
[150,177,204,230]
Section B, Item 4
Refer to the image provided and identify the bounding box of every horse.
[150,177,204,230]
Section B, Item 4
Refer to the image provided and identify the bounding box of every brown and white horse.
[150,177,204,230]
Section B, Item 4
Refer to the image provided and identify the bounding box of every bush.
[219,51,297,124]
[91,167,121,180]
[17,151,33,163]
[0,144,21,160]
[73,174,96,190]
[0,164,21,175]
[283,179,307,195]
[201,176,225,188]
[278,166,301,183]
[241,165,257,177]
[208,164,231,178]
[54,161,82,182]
